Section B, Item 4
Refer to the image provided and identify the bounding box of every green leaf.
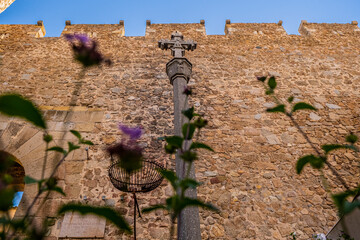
[287,96,294,103]
[0,94,46,129]
[45,177,57,188]
[44,178,66,196]
[296,155,324,174]
[180,198,219,213]
[180,151,198,162]
[256,76,267,82]
[193,117,208,129]
[332,192,352,215]
[343,200,360,215]
[51,186,66,196]
[158,169,178,189]
[296,156,310,174]
[182,107,199,120]
[190,142,214,152]
[43,134,53,143]
[265,89,274,95]
[164,196,181,215]
[309,156,325,169]
[3,174,13,184]
[142,204,167,214]
[321,144,354,155]
[165,144,177,154]
[70,130,82,139]
[292,102,316,113]
[24,176,39,184]
[81,140,94,145]
[47,146,67,154]
[266,104,285,113]
[0,188,15,211]
[267,76,277,89]
[346,134,358,144]
[182,123,196,140]
[58,204,131,234]
[68,142,80,152]
[165,136,183,149]
[180,178,202,191]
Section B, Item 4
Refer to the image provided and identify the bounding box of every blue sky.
[0,0,359,37]
[13,191,23,207]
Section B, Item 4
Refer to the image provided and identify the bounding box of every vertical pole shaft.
[161,31,200,240]
[172,76,201,240]
[173,76,188,177]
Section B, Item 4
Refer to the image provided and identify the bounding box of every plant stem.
[287,114,321,155]
[41,141,49,180]
[169,218,175,240]
[31,191,51,223]
[287,113,350,191]
[319,170,331,194]
[22,153,68,221]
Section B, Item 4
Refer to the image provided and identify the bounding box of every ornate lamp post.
[158,32,201,240]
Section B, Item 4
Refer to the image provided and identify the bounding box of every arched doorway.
[0,151,25,219]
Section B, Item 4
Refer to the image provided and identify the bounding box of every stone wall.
[0,20,359,239]
[0,0,15,14]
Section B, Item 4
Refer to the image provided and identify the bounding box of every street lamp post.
[158,32,201,240]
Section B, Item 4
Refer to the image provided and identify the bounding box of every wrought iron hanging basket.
[108,159,165,193]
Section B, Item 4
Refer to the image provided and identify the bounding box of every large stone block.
[59,212,106,238]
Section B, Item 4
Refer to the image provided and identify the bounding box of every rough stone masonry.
[0,19,360,239]
[0,0,15,14]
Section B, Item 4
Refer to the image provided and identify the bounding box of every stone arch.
[0,120,62,220]
[0,120,63,179]
[0,151,25,219]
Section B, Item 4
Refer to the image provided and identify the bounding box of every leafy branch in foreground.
[258,75,360,236]
[0,94,46,129]
[0,93,133,239]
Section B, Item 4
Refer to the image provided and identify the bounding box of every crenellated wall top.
[0,20,359,41]
[0,21,45,40]
[61,20,125,38]
[224,20,287,36]
[299,20,359,37]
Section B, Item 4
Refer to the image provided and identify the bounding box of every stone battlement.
[61,21,125,38]
[224,20,287,36]
[0,21,45,40]
[299,20,359,37]
[1,20,359,40]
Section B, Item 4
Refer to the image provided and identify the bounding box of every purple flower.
[64,34,75,42]
[64,33,112,68]
[183,86,192,96]
[107,142,143,173]
[74,34,90,44]
[107,124,144,173]
[65,33,90,44]
[119,124,143,140]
